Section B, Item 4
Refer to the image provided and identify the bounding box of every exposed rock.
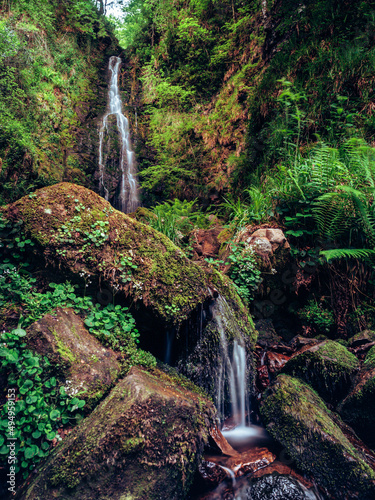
[260,374,375,499]
[191,226,224,259]
[348,330,375,348]
[198,460,227,485]
[255,319,281,347]
[338,367,375,449]
[348,330,375,359]
[266,351,290,375]
[209,425,239,457]
[19,366,216,500]
[204,447,276,479]
[235,227,290,269]
[249,473,317,500]
[282,340,359,405]
[26,307,121,411]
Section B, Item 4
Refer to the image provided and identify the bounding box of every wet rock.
[199,460,227,485]
[266,351,290,375]
[282,340,359,405]
[26,307,120,411]
[249,473,316,500]
[260,374,375,499]
[202,446,275,484]
[209,425,240,457]
[18,366,216,500]
[255,319,281,347]
[338,367,375,449]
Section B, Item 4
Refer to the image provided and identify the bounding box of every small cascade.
[213,295,270,451]
[213,295,250,427]
[98,56,140,213]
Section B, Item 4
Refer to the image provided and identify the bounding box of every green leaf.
[49,409,60,421]
[13,328,27,337]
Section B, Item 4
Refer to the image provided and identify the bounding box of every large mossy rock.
[1,183,256,399]
[26,307,121,411]
[281,340,359,405]
[260,374,375,499]
[20,366,216,500]
[0,183,254,332]
[338,367,375,449]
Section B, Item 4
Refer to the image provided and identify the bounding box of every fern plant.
[315,186,375,262]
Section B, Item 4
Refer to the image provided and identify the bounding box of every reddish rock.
[204,446,276,478]
[191,226,224,259]
[209,424,240,457]
[266,351,290,375]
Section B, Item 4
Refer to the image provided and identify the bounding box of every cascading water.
[98,56,140,213]
[213,295,269,448]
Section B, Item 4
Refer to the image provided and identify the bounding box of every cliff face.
[120,0,375,204]
[0,0,120,204]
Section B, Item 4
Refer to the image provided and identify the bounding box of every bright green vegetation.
[0,327,86,479]
[226,242,262,303]
[0,259,156,478]
[0,0,115,204]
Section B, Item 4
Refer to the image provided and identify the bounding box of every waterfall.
[98,56,140,213]
[213,296,250,427]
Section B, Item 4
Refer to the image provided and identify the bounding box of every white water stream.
[214,295,269,449]
[98,56,140,213]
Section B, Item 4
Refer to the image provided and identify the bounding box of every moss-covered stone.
[19,366,217,500]
[26,307,121,411]
[281,340,359,405]
[260,374,375,499]
[338,367,375,449]
[348,330,375,348]
[365,345,375,370]
[1,183,252,333]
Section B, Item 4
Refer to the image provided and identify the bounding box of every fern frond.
[313,192,353,241]
[320,248,375,262]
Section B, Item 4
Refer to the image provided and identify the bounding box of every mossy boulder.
[0,183,253,334]
[26,307,121,411]
[281,340,359,405]
[19,366,216,500]
[348,330,375,349]
[260,374,375,499]
[338,367,375,449]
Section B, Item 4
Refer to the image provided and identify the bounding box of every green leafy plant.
[0,328,85,479]
[227,242,262,302]
[297,299,335,334]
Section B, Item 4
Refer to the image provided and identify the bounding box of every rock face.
[338,367,375,449]
[19,367,217,500]
[281,340,359,405]
[260,374,375,499]
[26,307,121,411]
[236,226,290,266]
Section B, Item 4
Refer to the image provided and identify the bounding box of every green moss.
[260,374,375,499]
[365,345,375,369]
[282,340,359,404]
[51,328,77,365]
[23,367,216,500]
